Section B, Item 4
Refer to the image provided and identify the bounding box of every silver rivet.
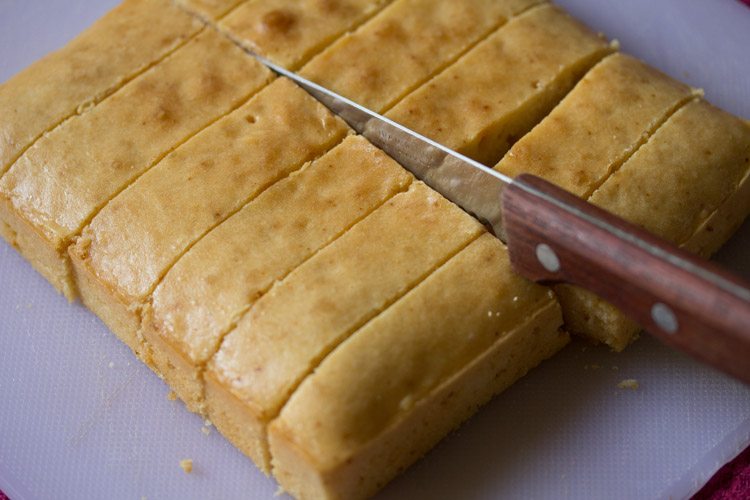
[535,243,560,273]
[651,303,678,334]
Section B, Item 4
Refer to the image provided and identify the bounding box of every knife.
[253,54,750,384]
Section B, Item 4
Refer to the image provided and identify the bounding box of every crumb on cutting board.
[201,426,211,436]
[617,378,639,390]
[179,459,193,474]
[167,391,177,401]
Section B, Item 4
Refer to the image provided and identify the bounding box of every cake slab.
[1,0,749,499]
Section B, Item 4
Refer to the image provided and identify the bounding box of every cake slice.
[69,78,349,356]
[0,29,271,300]
[204,182,484,472]
[496,53,696,197]
[591,100,750,248]
[299,0,544,112]
[558,99,750,349]
[269,233,566,500]
[141,136,412,415]
[0,0,203,175]
[386,3,612,165]
[219,0,394,70]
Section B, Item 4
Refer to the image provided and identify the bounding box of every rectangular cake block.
[176,0,244,21]
[269,233,567,500]
[558,99,750,349]
[299,0,544,112]
[0,29,271,300]
[141,136,413,414]
[496,52,696,198]
[219,0,394,70]
[69,78,348,356]
[0,0,203,175]
[204,182,484,472]
[386,3,612,165]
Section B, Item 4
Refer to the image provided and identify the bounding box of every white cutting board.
[1,1,749,499]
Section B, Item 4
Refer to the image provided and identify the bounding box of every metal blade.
[253,54,513,240]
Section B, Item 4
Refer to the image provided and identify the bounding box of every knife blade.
[252,54,750,384]
[253,55,510,239]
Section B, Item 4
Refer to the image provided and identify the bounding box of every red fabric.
[693,445,750,500]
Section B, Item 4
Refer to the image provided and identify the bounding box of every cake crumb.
[274,485,286,497]
[204,419,213,428]
[201,426,211,436]
[108,361,114,369]
[618,379,639,390]
[179,459,193,474]
[167,391,177,401]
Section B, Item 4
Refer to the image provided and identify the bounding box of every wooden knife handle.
[502,173,750,384]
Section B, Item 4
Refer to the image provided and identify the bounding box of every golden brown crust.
[269,234,566,500]
[0,0,203,175]
[2,29,270,243]
[0,29,271,300]
[299,0,544,112]
[206,182,483,471]
[490,53,713,350]
[142,136,412,411]
[387,3,611,165]
[496,53,695,197]
[219,0,394,70]
[559,99,750,349]
[70,78,348,350]
[589,99,750,245]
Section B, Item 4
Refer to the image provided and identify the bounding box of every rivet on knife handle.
[502,173,750,384]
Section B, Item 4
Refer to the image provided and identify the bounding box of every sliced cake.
[69,78,348,356]
[269,233,566,499]
[0,0,202,175]
[141,136,413,416]
[205,182,485,471]
[0,28,271,300]
[559,99,750,349]
[219,0,394,69]
[299,0,545,112]
[496,53,696,198]
[387,3,612,165]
